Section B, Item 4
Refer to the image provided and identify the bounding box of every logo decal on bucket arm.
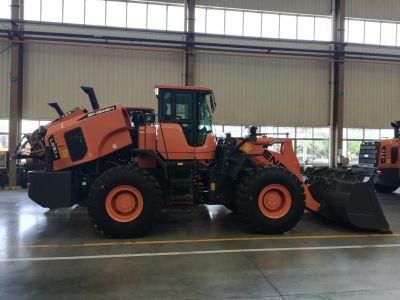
[49,136,60,160]
[263,150,286,168]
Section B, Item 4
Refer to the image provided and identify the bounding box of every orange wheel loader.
[13,86,390,237]
[356,121,400,193]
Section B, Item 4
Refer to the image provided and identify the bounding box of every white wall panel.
[23,44,184,119]
[345,61,400,128]
[346,0,400,22]
[197,0,332,15]
[0,41,10,118]
[195,54,331,126]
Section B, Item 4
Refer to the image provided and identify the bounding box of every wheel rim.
[105,185,144,222]
[258,184,292,219]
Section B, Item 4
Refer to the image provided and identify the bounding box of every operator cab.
[155,85,216,147]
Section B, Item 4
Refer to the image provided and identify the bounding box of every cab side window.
[163,92,173,119]
[175,93,193,120]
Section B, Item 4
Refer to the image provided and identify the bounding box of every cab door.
[157,90,196,159]
[174,92,197,146]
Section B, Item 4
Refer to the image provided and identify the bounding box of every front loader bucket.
[307,168,390,232]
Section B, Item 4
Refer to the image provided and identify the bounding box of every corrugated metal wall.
[346,0,400,21]
[344,61,400,128]
[197,0,332,15]
[195,54,331,126]
[23,44,184,119]
[0,41,10,118]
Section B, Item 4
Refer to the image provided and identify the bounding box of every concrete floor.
[1,191,400,299]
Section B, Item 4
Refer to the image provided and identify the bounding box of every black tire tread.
[236,166,305,234]
[88,165,162,238]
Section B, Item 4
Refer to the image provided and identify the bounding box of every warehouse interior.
[2,0,400,299]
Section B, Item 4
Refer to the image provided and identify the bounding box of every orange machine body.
[45,105,216,171]
[375,139,400,169]
[20,85,389,236]
[137,123,216,167]
[359,137,400,190]
[156,123,216,161]
[43,102,318,211]
[238,137,320,212]
[45,105,134,171]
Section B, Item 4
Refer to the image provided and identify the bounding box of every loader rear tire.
[236,166,305,234]
[88,165,162,238]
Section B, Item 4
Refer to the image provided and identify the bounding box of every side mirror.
[210,94,216,113]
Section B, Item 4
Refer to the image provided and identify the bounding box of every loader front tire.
[236,166,305,234]
[88,166,162,238]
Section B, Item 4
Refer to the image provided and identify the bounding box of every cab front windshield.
[198,93,213,144]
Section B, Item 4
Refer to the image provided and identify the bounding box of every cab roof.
[154,85,212,92]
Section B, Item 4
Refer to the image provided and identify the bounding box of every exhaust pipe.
[48,102,64,116]
[81,86,100,110]
[391,121,400,138]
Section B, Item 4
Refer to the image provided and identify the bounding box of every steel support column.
[330,0,345,167]
[8,0,24,187]
[185,0,195,86]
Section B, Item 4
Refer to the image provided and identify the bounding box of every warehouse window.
[85,0,106,26]
[296,127,313,164]
[346,17,400,47]
[24,0,41,21]
[397,25,400,46]
[41,0,62,22]
[212,125,224,137]
[296,128,329,165]
[127,2,147,29]
[167,5,184,31]
[297,16,314,40]
[260,126,278,137]
[195,7,333,42]
[314,17,331,41]
[0,120,9,151]
[0,0,11,19]
[364,128,380,140]
[348,19,364,43]
[64,0,84,24]
[381,22,397,46]
[195,7,206,33]
[0,120,9,134]
[26,1,400,49]
[106,1,127,28]
[223,126,242,137]
[21,1,337,42]
[380,129,393,139]
[40,120,51,126]
[21,120,40,134]
[0,135,8,151]
[206,8,224,34]
[147,4,167,30]
[243,12,261,37]
[364,21,380,44]
[262,13,279,38]
[225,10,243,36]
[279,15,297,39]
